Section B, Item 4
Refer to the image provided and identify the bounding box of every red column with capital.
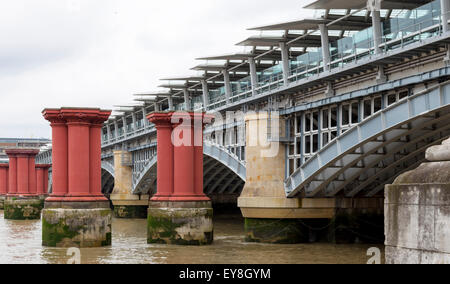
[36,164,51,196]
[3,149,41,220]
[43,108,111,202]
[42,107,112,248]
[5,149,39,197]
[146,111,214,245]
[7,154,17,195]
[0,164,8,209]
[147,113,174,201]
[0,164,8,195]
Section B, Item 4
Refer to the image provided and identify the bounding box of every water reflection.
[0,211,383,264]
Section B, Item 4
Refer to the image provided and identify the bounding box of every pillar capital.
[5,149,40,157]
[147,112,173,126]
[43,107,111,125]
[42,107,111,203]
[35,164,52,170]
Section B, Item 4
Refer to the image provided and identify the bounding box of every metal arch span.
[285,81,450,198]
[101,161,115,178]
[132,143,246,195]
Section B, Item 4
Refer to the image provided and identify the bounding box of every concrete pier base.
[113,204,148,219]
[4,197,42,220]
[111,193,149,219]
[42,201,112,248]
[147,201,214,245]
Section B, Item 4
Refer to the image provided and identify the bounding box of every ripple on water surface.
[0,211,383,264]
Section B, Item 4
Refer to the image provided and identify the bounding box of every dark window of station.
[364,100,372,119]
[387,94,397,106]
[351,103,359,124]
[289,144,295,156]
[322,110,329,129]
[305,114,311,132]
[374,97,382,113]
[331,131,337,140]
[342,105,350,125]
[399,91,408,100]
[296,116,302,134]
[331,107,338,127]
[323,133,329,146]
[312,112,319,131]
[313,134,319,153]
[296,159,301,169]
[305,136,311,154]
[296,138,301,155]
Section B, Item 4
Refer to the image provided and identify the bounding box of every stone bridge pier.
[385,137,450,264]
[110,150,149,218]
[4,149,43,220]
[239,112,384,244]
[146,112,214,245]
[41,107,112,248]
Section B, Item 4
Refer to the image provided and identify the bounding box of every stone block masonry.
[385,138,450,264]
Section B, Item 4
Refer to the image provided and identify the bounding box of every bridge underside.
[131,154,245,201]
[101,169,115,196]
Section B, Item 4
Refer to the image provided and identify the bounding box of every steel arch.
[285,81,450,198]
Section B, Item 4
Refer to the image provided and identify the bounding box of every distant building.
[0,138,51,163]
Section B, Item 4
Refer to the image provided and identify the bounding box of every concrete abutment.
[385,138,450,264]
[110,150,149,219]
[239,112,384,244]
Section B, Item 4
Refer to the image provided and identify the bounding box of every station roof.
[236,34,340,47]
[197,49,305,61]
[304,0,431,10]
[248,16,372,32]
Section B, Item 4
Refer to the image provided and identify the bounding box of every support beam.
[371,9,383,55]
[168,95,174,111]
[318,24,331,71]
[183,88,191,111]
[122,116,128,137]
[107,124,112,141]
[222,70,232,103]
[114,120,119,139]
[248,57,258,96]
[280,42,290,86]
[142,107,148,127]
[131,112,137,131]
[201,80,210,110]
[442,0,450,33]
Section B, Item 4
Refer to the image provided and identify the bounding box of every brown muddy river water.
[0,210,383,264]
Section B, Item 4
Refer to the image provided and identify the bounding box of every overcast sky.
[0,0,312,139]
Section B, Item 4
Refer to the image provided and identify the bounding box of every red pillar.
[67,119,91,196]
[148,113,174,201]
[0,164,8,195]
[89,122,104,197]
[7,155,17,195]
[42,110,68,198]
[42,108,111,202]
[5,149,39,196]
[35,164,51,195]
[36,167,44,195]
[28,155,37,195]
[147,112,212,202]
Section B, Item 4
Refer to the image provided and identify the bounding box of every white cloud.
[0,0,312,139]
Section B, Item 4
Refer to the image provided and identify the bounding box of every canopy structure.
[304,0,431,9]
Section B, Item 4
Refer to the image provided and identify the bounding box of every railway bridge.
[34,0,450,251]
